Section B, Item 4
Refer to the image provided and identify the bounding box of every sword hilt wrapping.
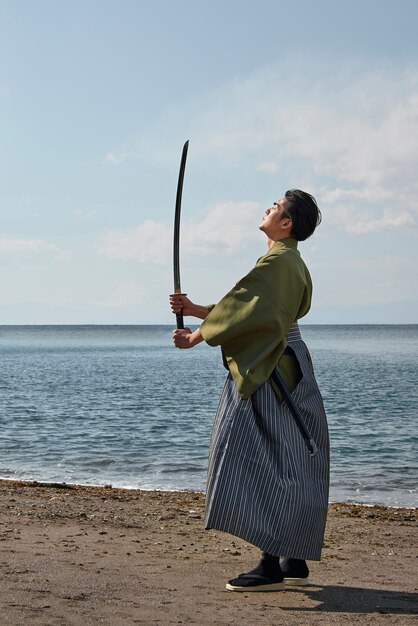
[176,312,184,330]
[172,291,187,330]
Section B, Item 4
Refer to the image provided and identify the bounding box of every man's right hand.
[169,294,210,320]
[169,294,194,317]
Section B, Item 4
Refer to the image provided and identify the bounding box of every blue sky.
[1,0,417,324]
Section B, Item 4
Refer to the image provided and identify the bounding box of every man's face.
[259,198,291,235]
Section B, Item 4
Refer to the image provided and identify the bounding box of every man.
[170,189,329,591]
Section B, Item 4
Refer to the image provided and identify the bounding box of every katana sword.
[173,140,189,329]
[270,367,318,456]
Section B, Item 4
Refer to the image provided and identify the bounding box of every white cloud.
[72,208,96,221]
[96,201,263,263]
[183,201,262,254]
[97,220,171,263]
[257,162,279,173]
[0,238,70,260]
[105,151,130,165]
[183,62,418,235]
[347,209,415,235]
[320,187,393,205]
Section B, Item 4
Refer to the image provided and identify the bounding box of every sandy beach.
[0,480,416,625]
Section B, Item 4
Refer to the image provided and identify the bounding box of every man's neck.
[267,232,293,249]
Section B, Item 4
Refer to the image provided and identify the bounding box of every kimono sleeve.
[199,251,310,397]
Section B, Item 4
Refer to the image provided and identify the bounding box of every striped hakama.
[205,323,329,561]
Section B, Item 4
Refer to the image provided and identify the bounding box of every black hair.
[284,189,322,241]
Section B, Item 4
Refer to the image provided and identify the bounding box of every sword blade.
[173,140,189,329]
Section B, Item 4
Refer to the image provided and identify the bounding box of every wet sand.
[0,479,416,625]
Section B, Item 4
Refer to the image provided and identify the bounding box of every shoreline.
[1,478,417,625]
[1,477,416,511]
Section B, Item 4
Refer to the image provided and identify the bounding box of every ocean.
[0,325,416,508]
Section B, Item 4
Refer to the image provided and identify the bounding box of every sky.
[1,0,417,325]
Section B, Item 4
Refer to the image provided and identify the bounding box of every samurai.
[170,189,329,591]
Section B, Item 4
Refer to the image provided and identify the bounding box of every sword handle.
[172,291,187,330]
[176,312,184,330]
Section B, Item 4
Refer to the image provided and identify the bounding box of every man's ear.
[281,216,292,231]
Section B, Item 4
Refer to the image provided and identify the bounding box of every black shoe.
[226,574,286,592]
[280,558,310,586]
[226,553,285,592]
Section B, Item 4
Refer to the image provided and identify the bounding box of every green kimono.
[199,237,312,399]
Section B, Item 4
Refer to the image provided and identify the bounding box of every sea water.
[0,325,416,507]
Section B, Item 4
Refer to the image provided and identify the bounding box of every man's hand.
[169,294,210,320]
[169,294,194,317]
[172,328,204,349]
